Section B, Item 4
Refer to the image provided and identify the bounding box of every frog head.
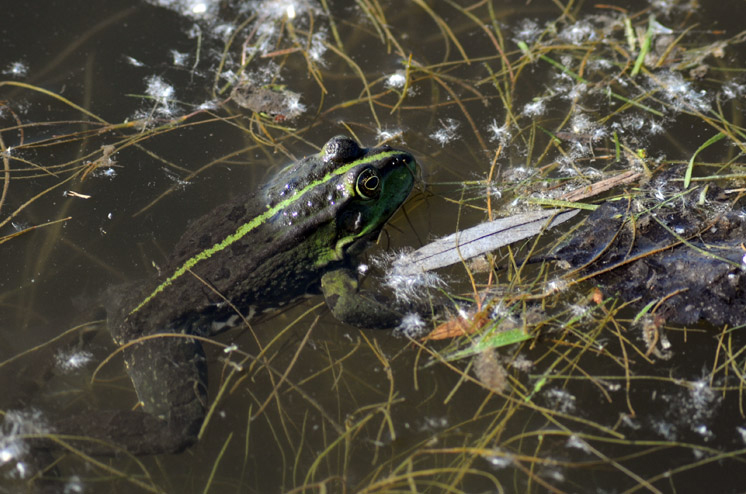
[264,135,418,264]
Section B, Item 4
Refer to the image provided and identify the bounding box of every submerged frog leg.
[320,268,404,329]
[53,336,208,455]
[122,336,208,453]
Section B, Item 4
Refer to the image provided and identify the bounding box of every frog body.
[83,136,418,454]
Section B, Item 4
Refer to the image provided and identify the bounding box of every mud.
[555,168,746,326]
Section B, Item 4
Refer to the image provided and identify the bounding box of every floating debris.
[429,118,460,147]
[230,81,305,121]
[0,409,49,478]
[2,61,28,78]
[553,167,746,327]
[54,349,94,372]
[473,349,509,393]
[391,209,578,277]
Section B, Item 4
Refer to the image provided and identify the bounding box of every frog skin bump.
[59,136,419,455]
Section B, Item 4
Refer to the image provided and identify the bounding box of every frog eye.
[355,167,381,199]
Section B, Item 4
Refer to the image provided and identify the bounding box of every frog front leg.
[320,268,405,329]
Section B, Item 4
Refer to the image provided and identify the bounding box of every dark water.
[2,0,746,492]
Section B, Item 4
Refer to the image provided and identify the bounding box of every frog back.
[111,188,343,344]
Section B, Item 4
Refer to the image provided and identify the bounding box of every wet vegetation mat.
[2,0,746,492]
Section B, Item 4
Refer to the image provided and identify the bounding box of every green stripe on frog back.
[128,149,402,316]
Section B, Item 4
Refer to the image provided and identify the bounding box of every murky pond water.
[2,0,746,492]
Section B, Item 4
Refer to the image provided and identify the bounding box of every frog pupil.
[356,167,380,199]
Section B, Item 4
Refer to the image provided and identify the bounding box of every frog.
[58,136,419,455]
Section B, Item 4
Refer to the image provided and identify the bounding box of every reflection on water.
[2,0,746,492]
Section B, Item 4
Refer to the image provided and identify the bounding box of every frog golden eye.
[356,167,381,199]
